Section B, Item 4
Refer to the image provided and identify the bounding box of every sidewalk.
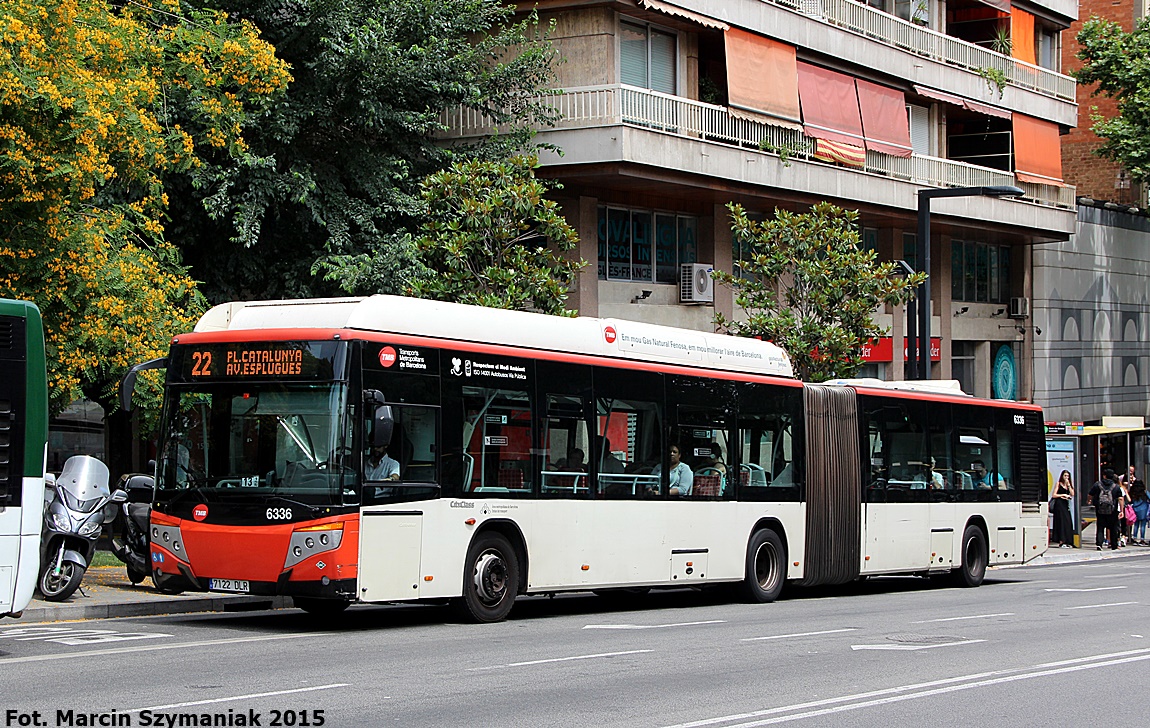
[11,566,290,624]
[9,530,1150,624]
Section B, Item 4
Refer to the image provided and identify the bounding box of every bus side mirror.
[373,405,395,448]
[120,357,168,413]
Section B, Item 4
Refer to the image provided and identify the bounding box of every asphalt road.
[3,556,1150,727]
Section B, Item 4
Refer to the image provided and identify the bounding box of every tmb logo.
[379,346,397,368]
[604,326,617,344]
[193,504,209,522]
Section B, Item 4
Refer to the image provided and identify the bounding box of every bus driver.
[367,445,400,481]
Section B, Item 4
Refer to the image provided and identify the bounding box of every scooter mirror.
[110,490,129,503]
[45,473,57,489]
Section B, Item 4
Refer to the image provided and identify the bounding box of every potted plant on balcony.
[990,24,1012,55]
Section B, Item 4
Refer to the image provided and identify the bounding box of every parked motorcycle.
[38,455,126,601]
[108,472,154,585]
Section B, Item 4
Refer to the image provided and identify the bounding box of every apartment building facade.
[446,0,1080,400]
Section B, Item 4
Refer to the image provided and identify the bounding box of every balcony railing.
[765,0,1075,102]
[441,86,1076,210]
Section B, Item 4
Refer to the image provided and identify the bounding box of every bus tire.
[456,532,519,623]
[294,597,351,616]
[741,528,785,603]
[951,524,988,588]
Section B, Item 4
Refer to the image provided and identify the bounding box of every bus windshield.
[157,382,351,504]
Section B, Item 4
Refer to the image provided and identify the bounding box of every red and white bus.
[125,296,1048,621]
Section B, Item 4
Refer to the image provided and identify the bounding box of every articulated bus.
[125,296,1048,622]
[0,299,48,619]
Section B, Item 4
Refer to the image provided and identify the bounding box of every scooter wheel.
[127,566,148,585]
[39,562,85,601]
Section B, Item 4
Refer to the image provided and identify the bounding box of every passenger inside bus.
[969,459,1005,489]
[556,448,586,472]
[652,444,693,496]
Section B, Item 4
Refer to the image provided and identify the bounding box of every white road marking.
[583,620,726,630]
[1067,601,1139,610]
[911,613,1013,624]
[741,628,858,642]
[125,684,352,714]
[850,639,986,652]
[470,649,653,671]
[0,627,171,645]
[1045,586,1128,592]
[662,647,1150,728]
[0,633,318,666]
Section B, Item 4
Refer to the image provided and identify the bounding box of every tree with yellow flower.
[0,0,290,417]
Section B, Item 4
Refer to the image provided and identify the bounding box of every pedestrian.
[1118,475,1133,546]
[1130,478,1150,546]
[1090,468,1123,551]
[1050,469,1075,548]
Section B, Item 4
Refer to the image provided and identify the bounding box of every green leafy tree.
[0,0,290,415]
[1074,17,1150,183]
[407,155,584,315]
[173,0,561,302]
[713,202,925,382]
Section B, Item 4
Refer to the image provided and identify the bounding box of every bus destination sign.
[176,342,343,382]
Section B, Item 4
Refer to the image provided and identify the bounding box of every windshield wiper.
[267,495,323,516]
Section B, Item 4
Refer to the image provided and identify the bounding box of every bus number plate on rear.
[209,579,250,593]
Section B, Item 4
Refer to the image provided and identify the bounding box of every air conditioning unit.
[1008,297,1030,319]
[680,263,714,304]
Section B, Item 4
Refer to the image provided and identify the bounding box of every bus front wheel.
[741,528,786,603]
[951,524,988,588]
[456,532,519,623]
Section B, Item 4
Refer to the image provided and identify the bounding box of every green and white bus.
[0,299,49,618]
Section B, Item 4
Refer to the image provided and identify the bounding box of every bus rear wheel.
[951,524,988,588]
[741,528,785,603]
[455,532,519,623]
[294,597,351,616]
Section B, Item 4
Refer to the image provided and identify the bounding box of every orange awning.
[797,62,864,148]
[1011,7,1036,65]
[1013,113,1063,185]
[724,29,801,128]
[856,79,912,158]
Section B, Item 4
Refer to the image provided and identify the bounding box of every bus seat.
[694,474,722,497]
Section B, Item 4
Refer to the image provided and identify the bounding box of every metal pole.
[916,191,931,380]
[905,290,917,380]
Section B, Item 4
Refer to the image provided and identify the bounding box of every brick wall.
[1062,0,1140,203]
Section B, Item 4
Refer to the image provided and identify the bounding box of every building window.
[951,341,976,395]
[598,206,698,282]
[950,240,1010,303]
[620,21,677,95]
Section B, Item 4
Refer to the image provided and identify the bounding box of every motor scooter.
[38,455,126,601]
[108,472,154,585]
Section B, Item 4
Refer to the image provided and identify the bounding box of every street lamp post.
[912,185,1025,380]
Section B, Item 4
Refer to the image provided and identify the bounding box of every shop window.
[598,207,699,282]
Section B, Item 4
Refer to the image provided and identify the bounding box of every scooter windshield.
[156,382,351,505]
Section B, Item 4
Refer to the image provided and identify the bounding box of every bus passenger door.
[358,511,422,602]
[860,397,931,573]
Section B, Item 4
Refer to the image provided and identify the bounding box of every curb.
[13,595,292,624]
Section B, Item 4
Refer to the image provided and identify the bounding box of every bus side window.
[460,385,533,494]
[593,367,664,500]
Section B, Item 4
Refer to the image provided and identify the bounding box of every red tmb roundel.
[193,504,209,522]
[604,326,617,344]
[379,346,398,367]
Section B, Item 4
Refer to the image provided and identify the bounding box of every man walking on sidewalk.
[1091,468,1124,551]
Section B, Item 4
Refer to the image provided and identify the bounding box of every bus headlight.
[152,524,185,560]
[285,522,344,569]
